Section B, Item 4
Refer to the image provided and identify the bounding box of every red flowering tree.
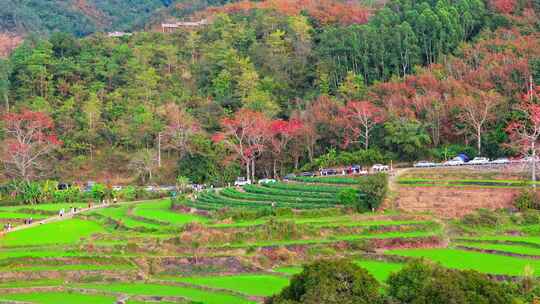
[213,109,271,181]
[2,110,61,181]
[491,0,516,14]
[269,119,303,178]
[506,88,540,183]
[340,101,385,149]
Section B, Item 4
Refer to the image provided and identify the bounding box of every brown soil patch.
[395,186,523,218]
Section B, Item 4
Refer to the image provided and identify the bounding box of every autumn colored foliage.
[1,110,61,181]
[208,0,371,26]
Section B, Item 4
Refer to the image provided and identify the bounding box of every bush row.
[243,184,336,199]
[220,188,337,205]
[263,182,342,193]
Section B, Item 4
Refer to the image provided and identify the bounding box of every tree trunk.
[477,126,482,154]
[364,128,369,150]
[533,143,537,189]
[273,159,278,179]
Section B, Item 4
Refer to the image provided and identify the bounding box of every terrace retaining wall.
[395,186,527,218]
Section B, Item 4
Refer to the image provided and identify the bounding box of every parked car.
[320,169,338,176]
[300,172,315,177]
[413,161,436,168]
[234,177,252,186]
[283,174,296,181]
[443,157,465,166]
[258,178,276,184]
[372,164,390,172]
[491,157,510,165]
[468,157,490,165]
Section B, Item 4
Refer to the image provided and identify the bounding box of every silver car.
[414,161,436,168]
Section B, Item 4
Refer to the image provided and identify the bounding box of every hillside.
[0,0,538,185]
[0,0,180,56]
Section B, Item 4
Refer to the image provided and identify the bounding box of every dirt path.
[382,168,409,210]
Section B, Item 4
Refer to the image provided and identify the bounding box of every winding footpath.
[6,199,157,234]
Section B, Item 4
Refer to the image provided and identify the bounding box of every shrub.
[338,188,360,206]
[266,259,380,304]
[514,189,540,211]
[461,209,502,228]
[357,173,388,211]
[387,260,513,304]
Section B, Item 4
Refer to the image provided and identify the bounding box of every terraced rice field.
[1,176,540,303]
[170,274,290,296]
[0,292,118,304]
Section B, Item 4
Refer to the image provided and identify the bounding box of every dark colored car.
[284,174,296,180]
[301,172,315,177]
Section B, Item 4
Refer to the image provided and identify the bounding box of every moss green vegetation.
[388,248,540,276]
[0,218,106,247]
[172,274,290,296]
[0,292,116,304]
[79,283,254,304]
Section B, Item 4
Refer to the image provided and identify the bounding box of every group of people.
[3,223,12,231]
[23,218,33,225]
[58,206,80,217]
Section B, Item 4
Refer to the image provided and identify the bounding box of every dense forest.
[0,0,178,36]
[0,0,538,185]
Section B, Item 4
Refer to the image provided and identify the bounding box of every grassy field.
[133,200,209,225]
[387,248,540,276]
[171,274,290,296]
[0,292,116,304]
[1,174,540,303]
[79,283,255,304]
[0,218,106,247]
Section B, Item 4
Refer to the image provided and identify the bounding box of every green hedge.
[263,182,342,193]
[244,184,336,199]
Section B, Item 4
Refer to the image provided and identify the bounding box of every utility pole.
[157,132,162,168]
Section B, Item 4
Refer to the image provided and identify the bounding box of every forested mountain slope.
[1,0,177,36]
[0,0,538,184]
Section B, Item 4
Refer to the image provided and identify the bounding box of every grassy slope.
[388,248,540,276]
[172,274,290,296]
[0,292,116,304]
[0,218,106,247]
[133,200,209,225]
[79,283,254,304]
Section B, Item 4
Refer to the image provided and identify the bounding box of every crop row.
[263,182,343,193]
[195,191,335,210]
[220,188,336,204]
[244,184,336,199]
[291,176,361,185]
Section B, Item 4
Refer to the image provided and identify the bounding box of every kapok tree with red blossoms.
[269,119,303,178]
[340,101,385,150]
[506,86,540,184]
[213,109,271,182]
[2,110,62,181]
